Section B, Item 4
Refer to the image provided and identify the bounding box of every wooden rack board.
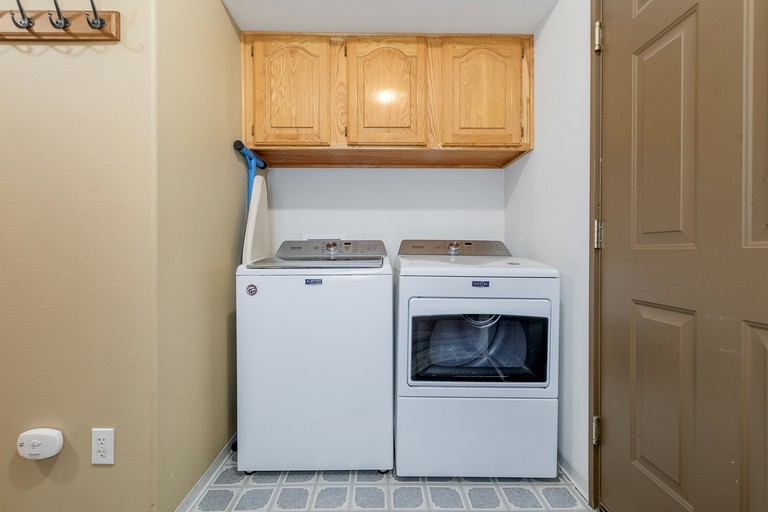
[0,10,120,41]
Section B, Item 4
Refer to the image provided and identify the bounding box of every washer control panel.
[276,239,387,259]
[398,239,511,257]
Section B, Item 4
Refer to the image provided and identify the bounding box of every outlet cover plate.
[91,428,114,465]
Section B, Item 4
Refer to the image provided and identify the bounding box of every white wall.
[267,168,506,257]
[505,0,591,494]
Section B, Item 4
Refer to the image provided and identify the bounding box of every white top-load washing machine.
[236,239,393,472]
[395,240,560,478]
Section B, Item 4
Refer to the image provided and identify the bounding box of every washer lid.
[396,255,559,278]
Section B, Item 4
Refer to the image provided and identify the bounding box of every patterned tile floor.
[182,451,596,512]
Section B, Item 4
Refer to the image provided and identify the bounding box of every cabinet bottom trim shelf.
[250,147,531,169]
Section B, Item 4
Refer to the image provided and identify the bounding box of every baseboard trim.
[558,454,589,500]
[175,433,237,512]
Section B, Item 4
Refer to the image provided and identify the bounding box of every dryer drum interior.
[410,314,548,382]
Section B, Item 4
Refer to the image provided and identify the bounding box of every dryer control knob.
[448,241,461,254]
[325,241,338,253]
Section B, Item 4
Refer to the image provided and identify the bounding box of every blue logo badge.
[472,281,490,288]
[305,279,323,285]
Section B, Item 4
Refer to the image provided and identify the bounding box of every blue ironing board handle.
[233,140,267,169]
[233,140,267,207]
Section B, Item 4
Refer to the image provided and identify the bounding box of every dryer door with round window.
[408,298,552,389]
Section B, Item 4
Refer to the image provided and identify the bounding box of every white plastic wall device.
[17,428,64,460]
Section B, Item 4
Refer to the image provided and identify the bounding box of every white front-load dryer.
[394,240,560,478]
[236,240,393,472]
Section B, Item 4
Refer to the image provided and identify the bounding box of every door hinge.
[521,125,525,138]
[592,416,601,446]
[522,46,525,59]
[251,45,254,58]
[594,21,603,54]
[344,126,348,138]
[344,45,347,57]
[593,219,603,249]
[251,125,255,136]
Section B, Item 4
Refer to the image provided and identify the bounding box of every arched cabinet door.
[346,36,428,146]
[442,37,532,148]
[246,34,331,146]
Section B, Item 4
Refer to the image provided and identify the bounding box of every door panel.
[743,322,768,512]
[629,302,694,508]
[747,0,768,245]
[249,35,331,146]
[599,0,768,510]
[346,36,427,146]
[441,37,527,147]
[632,12,696,248]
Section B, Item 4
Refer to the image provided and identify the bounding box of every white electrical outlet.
[91,428,114,465]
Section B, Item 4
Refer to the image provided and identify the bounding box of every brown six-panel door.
[598,0,768,510]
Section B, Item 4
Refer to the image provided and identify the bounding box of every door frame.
[589,0,603,508]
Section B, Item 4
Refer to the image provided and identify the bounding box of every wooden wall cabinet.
[243,33,533,168]
[346,36,428,146]
[442,37,530,147]
[246,35,331,146]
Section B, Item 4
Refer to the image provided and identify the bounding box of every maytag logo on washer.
[472,280,490,287]
[246,284,258,296]
[305,278,323,285]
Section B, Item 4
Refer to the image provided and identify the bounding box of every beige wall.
[0,0,242,510]
[155,1,243,510]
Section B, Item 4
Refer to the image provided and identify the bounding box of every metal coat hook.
[10,0,35,29]
[85,0,106,29]
[48,0,70,29]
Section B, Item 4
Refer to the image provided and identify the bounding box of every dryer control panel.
[398,240,511,257]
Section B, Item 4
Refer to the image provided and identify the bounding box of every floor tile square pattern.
[183,451,597,512]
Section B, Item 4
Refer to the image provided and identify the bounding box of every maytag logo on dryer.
[305,278,323,286]
[472,280,490,288]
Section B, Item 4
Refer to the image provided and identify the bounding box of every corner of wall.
[155,0,244,509]
[503,0,592,494]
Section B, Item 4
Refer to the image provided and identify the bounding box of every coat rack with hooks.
[0,0,120,41]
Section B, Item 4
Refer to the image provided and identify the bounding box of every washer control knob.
[325,241,338,253]
[448,241,461,254]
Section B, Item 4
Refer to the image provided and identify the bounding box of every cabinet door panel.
[347,37,427,146]
[249,35,330,146]
[442,37,529,147]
